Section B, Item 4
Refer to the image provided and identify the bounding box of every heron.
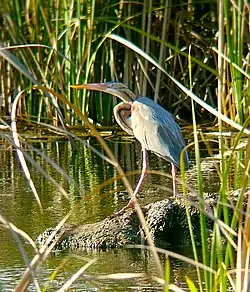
[71,82,189,211]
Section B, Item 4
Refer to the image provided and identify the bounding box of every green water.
[0,137,220,291]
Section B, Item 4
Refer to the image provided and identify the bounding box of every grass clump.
[0,0,249,291]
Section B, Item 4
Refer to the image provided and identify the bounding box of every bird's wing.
[131,99,188,168]
[155,124,186,166]
[142,122,184,166]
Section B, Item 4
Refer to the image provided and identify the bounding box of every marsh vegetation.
[0,0,250,291]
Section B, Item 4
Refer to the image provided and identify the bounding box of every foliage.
[0,0,249,125]
[0,0,250,291]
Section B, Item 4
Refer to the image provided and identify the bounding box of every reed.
[0,0,250,291]
[1,0,249,126]
[177,1,250,290]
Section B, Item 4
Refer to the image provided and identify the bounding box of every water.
[0,136,220,291]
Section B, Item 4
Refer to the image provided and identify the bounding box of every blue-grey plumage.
[131,97,189,169]
[71,81,189,210]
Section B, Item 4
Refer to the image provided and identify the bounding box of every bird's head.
[71,81,136,103]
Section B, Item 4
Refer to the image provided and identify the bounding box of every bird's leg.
[171,163,177,196]
[112,148,148,216]
[127,147,148,207]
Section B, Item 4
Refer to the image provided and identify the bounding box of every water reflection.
[0,136,228,291]
[0,136,225,235]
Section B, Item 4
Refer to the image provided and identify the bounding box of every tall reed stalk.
[0,0,250,290]
[1,1,249,125]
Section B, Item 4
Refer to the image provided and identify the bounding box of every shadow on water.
[0,135,228,290]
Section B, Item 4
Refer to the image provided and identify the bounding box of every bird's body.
[71,81,189,211]
[129,97,188,168]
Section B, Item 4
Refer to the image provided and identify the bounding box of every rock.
[36,198,200,250]
[36,188,249,250]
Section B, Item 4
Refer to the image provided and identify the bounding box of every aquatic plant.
[0,0,249,291]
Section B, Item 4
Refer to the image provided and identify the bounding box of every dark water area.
[0,134,226,291]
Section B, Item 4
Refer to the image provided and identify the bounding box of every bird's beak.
[71,82,133,103]
[71,83,110,91]
[71,82,136,103]
[71,83,117,97]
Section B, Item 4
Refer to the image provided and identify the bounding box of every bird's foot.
[109,198,136,218]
